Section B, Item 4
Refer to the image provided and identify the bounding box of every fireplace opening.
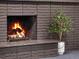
[7,16,37,41]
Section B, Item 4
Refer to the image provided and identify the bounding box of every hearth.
[7,16,37,41]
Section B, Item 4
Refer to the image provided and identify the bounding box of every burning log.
[8,22,25,39]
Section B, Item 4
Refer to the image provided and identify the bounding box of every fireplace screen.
[7,16,36,41]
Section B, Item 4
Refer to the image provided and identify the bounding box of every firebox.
[7,16,37,41]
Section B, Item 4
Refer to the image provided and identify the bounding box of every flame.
[10,22,25,38]
[13,22,22,30]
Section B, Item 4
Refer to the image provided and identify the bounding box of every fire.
[9,22,25,38]
[12,22,22,30]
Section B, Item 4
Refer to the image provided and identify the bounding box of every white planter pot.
[58,42,65,55]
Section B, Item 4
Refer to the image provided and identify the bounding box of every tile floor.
[40,51,79,59]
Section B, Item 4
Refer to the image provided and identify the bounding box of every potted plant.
[49,9,71,55]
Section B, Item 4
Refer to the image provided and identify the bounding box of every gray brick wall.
[0,43,57,59]
[0,1,79,59]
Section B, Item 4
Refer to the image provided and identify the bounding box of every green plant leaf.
[48,9,72,41]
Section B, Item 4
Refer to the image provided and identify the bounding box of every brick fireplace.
[0,1,58,59]
[0,0,79,59]
[0,1,38,42]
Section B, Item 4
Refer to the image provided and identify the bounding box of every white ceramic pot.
[58,42,65,55]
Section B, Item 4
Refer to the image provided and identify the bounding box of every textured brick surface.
[0,44,57,59]
[0,1,79,59]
